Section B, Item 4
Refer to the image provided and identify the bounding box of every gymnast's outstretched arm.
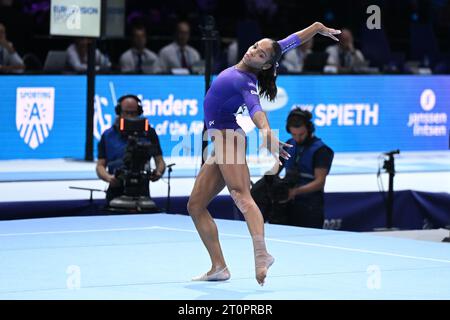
[277,22,341,55]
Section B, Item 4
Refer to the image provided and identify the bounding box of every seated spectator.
[66,38,111,73]
[120,25,160,74]
[325,28,366,72]
[280,38,314,73]
[0,22,24,73]
[158,21,201,74]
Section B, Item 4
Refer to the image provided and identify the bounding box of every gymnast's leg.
[216,129,274,286]
[187,152,230,281]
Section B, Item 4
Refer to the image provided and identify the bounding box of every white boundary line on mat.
[1,224,450,264]
[153,226,450,265]
[0,226,159,237]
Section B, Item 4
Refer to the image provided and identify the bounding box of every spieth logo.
[16,87,55,149]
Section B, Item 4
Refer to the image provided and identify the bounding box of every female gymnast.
[187,22,341,286]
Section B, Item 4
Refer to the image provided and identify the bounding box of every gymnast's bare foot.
[192,266,231,281]
[256,253,275,286]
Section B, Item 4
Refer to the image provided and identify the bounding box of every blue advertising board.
[93,75,205,159]
[268,75,449,152]
[0,76,87,159]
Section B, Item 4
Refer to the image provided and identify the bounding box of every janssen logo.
[407,89,447,137]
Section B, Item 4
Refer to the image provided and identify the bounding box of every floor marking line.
[0,226,159,237]
[2,224,449,264]
[154,226,450,264]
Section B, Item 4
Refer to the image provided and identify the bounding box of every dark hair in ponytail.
[257,40,282,102]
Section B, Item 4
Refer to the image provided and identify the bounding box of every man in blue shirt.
[254,108,334,229]
[279,109,333,228]
[96,95,166,204]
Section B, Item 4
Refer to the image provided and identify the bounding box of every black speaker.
[115,94,143,116]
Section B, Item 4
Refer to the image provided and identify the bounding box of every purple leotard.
[203,34,301,131]
[204,66,261,131]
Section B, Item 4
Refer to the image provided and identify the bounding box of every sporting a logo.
[16,87,55,149]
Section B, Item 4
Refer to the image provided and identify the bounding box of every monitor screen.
[103,0,125,38]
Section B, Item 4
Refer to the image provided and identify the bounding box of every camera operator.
[257,109,334,228]
[96,94,166,205]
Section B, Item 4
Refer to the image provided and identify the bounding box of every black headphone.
[286,108,315,136]
[115,94,143,116]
